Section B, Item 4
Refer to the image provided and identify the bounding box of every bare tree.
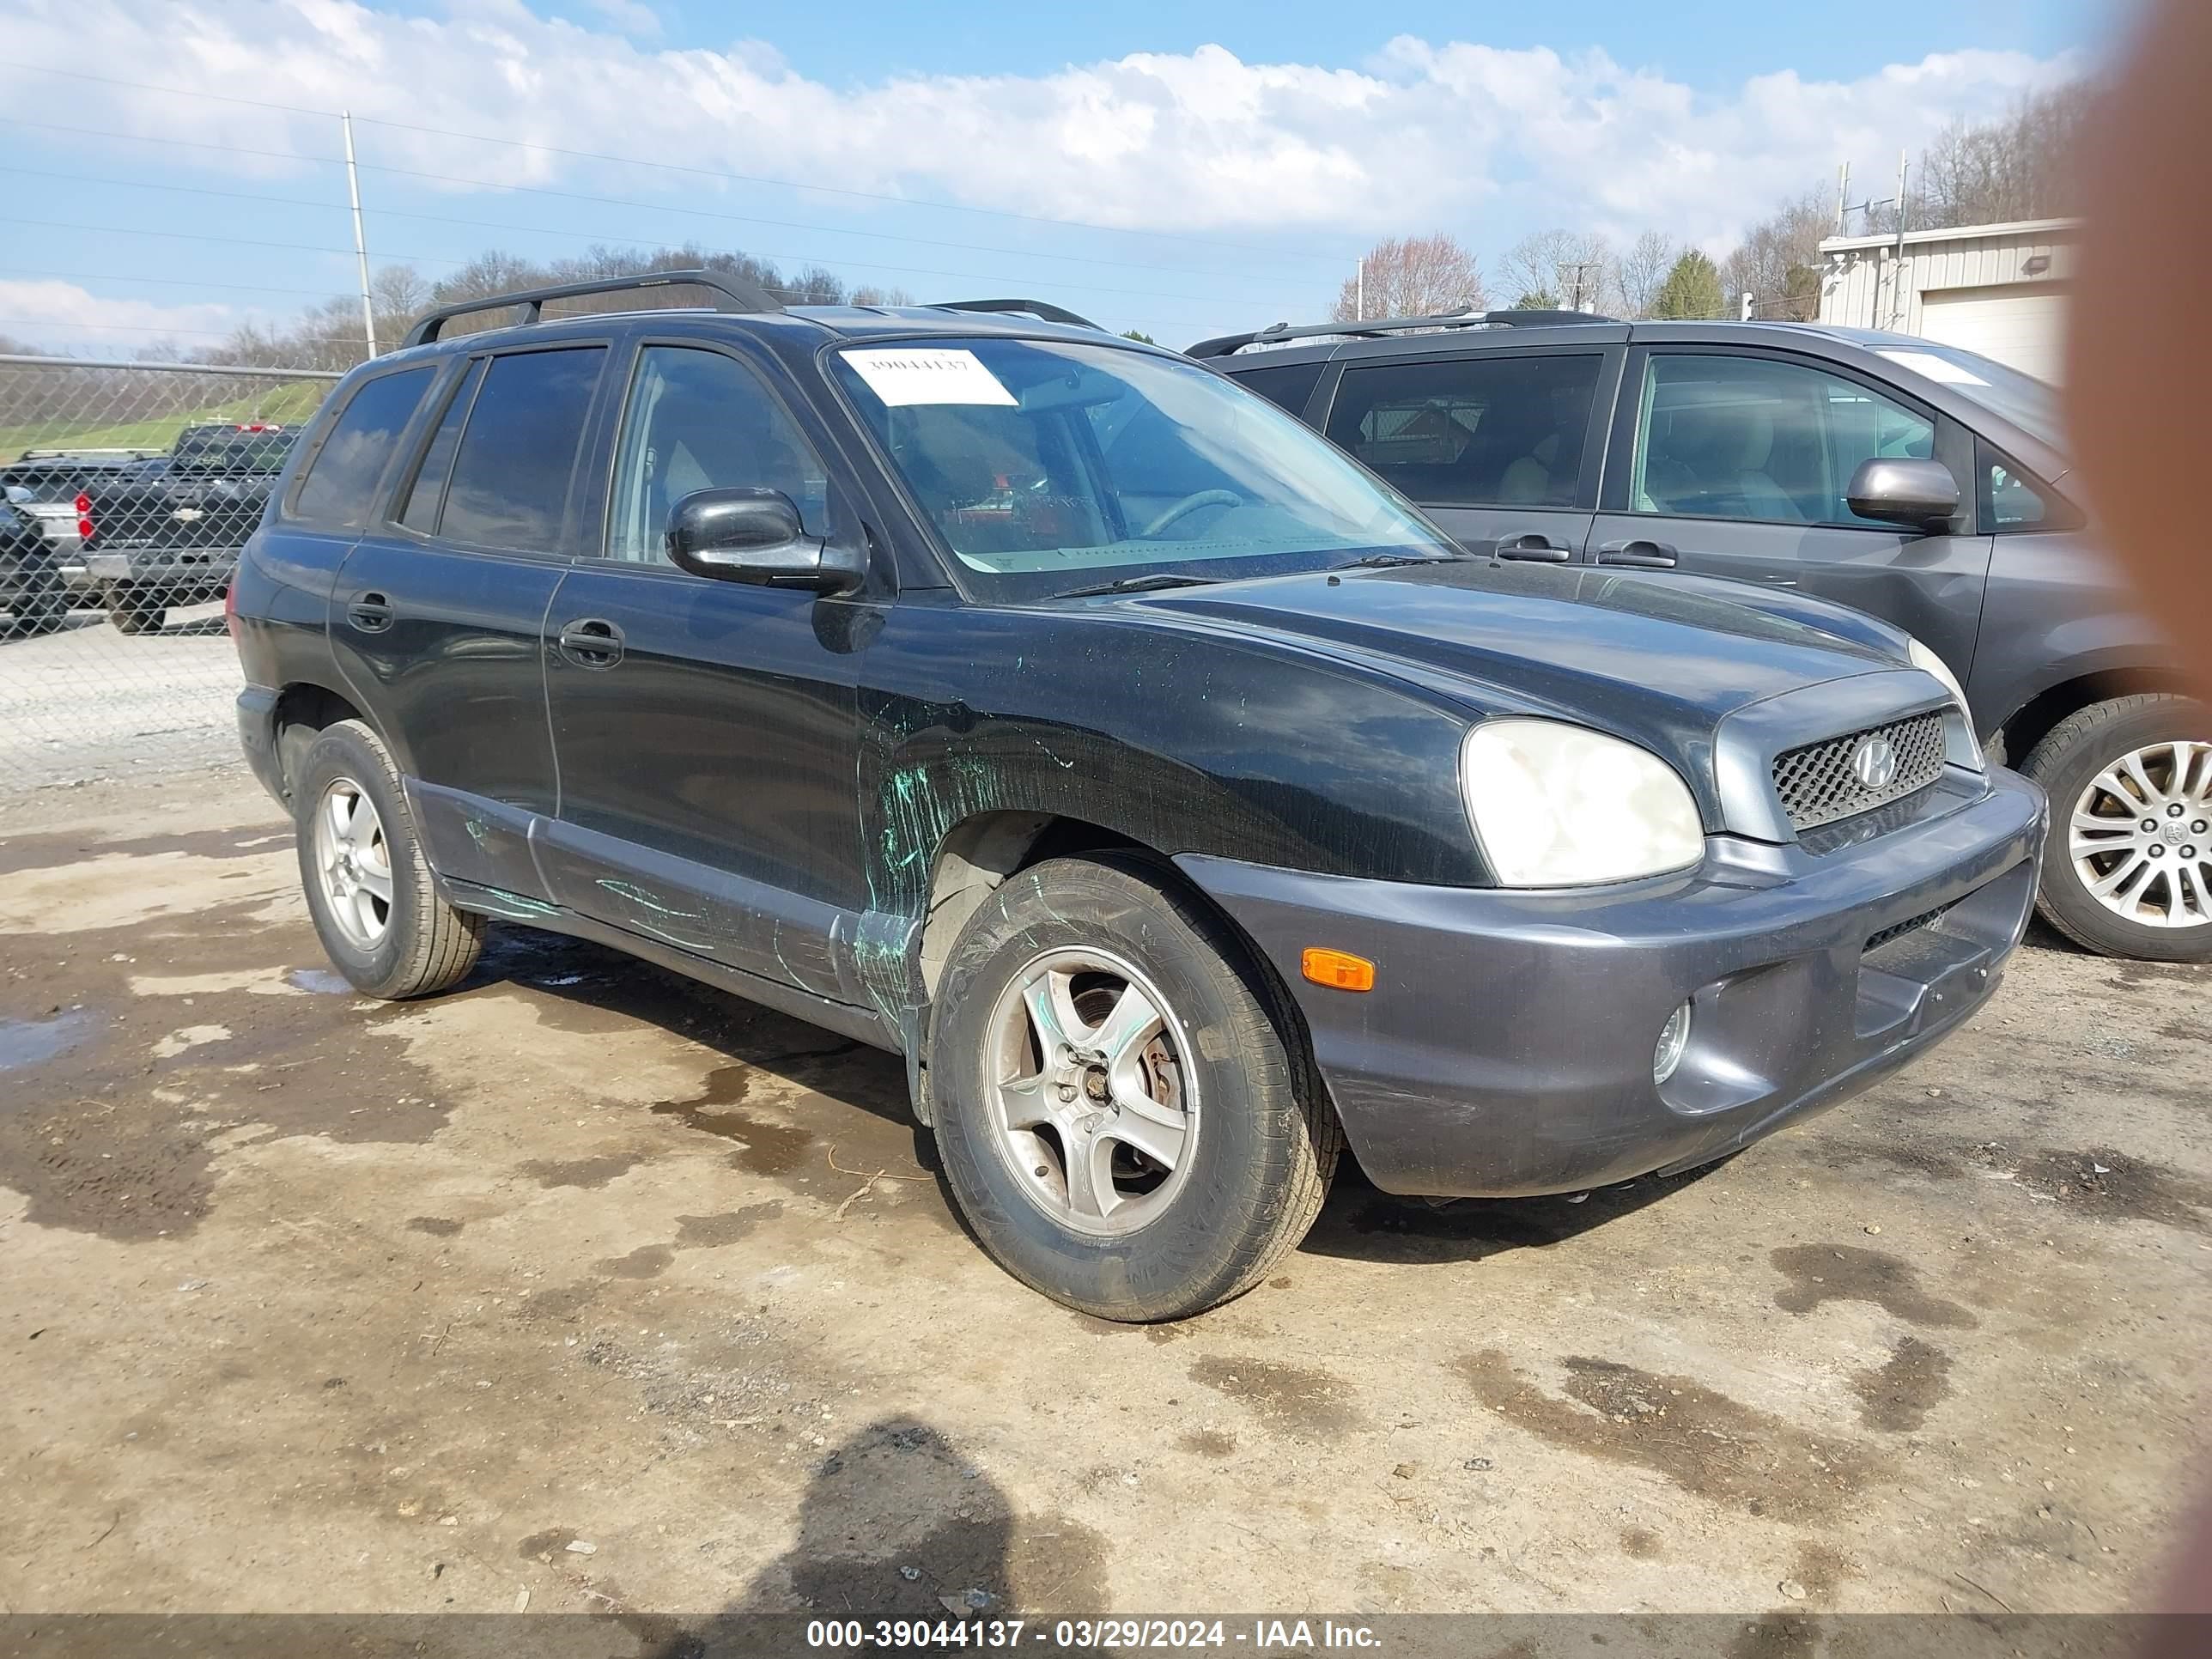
[1615,230,1674,319]
[850,284,917,307]
[1722,190,1832,320]
[1913,83,2092,229]
[1498,229,1615,313]
[1331,234,1485,322]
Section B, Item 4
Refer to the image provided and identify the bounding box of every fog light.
[1653,1000,1692,1085]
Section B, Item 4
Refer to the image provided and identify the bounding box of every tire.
[293,719,486,999]
[15,568,68,635]
[107,586,166,635]
[928,852,1340,1322]
[2021,693,2212,962]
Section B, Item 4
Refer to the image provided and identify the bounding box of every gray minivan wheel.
[294,720,486,998]
[928,853,1339,1322]
[2022,694,2212,963]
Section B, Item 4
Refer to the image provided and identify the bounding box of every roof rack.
[927,298,1104,331]
[402,268,785,348]
[1186,307,1616,359]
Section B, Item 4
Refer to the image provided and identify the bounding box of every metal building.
[1815,216,2077,381]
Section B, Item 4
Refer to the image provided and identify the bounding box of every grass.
[0,380,334,463]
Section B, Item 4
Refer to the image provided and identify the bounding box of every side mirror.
[665,487,864,593]
[3,484,32,506]
[1845,457,1960,533]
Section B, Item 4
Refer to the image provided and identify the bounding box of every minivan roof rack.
[402,268,785,348]
[927,298,1104,331]
[1186,307,1616,359]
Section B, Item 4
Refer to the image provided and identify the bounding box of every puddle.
[286,968,354,995]
[0,1009,95,1074]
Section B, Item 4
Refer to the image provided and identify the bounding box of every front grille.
[1771,713,1947,833]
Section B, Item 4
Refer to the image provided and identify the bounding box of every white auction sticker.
[843,347,1018,407]
[1875,349,1990,387]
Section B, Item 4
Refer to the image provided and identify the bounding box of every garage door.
[1917,284,2069,381]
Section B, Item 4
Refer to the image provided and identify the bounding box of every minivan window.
[1631,354,1939,530]
[1229,360,1327,418]
[436,347,606,550]
[830,337,1444,599]
[1323,354,1604,508]
[293,367,435,526]
[605,346,830,562]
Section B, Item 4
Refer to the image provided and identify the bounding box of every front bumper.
[1177,768,2046,1198]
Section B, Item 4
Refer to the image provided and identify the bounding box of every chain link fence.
[1,356,341,801]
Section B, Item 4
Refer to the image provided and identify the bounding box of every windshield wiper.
[1330,551,1463,571]
[1055,572,1223,599]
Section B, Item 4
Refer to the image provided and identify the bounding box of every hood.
[1135,559,1897,728]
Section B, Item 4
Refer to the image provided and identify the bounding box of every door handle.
[1493,532,1573,563]
[1595,538,1679,569]
[345,590,394,632]
[556,617,624,668]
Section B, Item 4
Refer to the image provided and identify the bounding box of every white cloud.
[0,1,2084,252]
[0,281,243,351]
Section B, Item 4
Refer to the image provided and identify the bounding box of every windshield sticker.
[843,348,1018,407]
[1876,349,1990,386]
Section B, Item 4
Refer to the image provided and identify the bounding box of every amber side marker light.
[1301,948,1376,992]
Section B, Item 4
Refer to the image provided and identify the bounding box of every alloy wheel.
[2067,740,2212,929]
[313,778,395,950]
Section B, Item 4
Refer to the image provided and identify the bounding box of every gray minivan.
[1197,314,2202,963]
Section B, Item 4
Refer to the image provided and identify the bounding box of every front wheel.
[2022,694,2212,962]
[929,853,1339,1322]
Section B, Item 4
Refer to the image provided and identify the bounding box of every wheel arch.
[271,681,368,799]
[1995,665,2198,770]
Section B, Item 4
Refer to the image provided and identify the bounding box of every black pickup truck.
[83,423,298,633]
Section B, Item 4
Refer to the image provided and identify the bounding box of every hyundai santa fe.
[228,271,2045,1321]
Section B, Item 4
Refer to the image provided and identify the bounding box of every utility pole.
[1836,161,1850,235]
[342,111,376,359]
[1891,148,1911,328]
[1355,258,1364,322]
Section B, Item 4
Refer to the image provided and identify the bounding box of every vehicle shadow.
[456,918,1719,1277]
[1297,1155,1723,1267]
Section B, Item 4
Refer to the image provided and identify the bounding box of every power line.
[0,166,1319,310]
[11,64,1362,266]
[0,118,1300,285]
[0,267,348,300]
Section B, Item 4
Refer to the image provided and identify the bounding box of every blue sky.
[0,0,2116,355]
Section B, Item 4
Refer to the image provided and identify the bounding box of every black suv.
[231,272,2043,1320]
[1197,312,2203,962]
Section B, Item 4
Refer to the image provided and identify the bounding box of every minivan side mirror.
[665,487,864,593]
[1845,457,1960,533]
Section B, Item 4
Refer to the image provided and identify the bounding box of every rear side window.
[1324,354,1604,507]
[434,348,606,550]
[398,360,485,534]
[292,368,435,526]
[1229,360,1327,419]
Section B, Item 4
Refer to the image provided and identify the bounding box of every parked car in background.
[0,489,69,635]
[81,422,297,633]
[1195,312,2203,961]
[0,447,163,592]
[229,271,2042,1320]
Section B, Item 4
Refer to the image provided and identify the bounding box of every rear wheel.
[15,566,69,635]
[294,719,485,998]
[929,853,1338,1321]
[2022,694,2212,962]
[107,586,166,635]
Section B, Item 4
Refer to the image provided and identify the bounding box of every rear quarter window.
[1226,360,1327,419]
[292,368,437,526]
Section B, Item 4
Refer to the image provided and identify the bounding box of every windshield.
[830,337,1448,598]
[1871,343,2064,451]
[172,431,295,474]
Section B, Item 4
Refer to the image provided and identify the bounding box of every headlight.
[1906,637,1984,772]
[1462,720,1705,887]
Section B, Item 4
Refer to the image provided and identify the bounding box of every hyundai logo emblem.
[1850,735,1899,789]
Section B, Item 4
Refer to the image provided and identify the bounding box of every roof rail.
[927,298,1104,331]
[1186,307,1616,359]
[402,268,785,348]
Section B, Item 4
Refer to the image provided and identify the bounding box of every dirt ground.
[2,766,2207,1621]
